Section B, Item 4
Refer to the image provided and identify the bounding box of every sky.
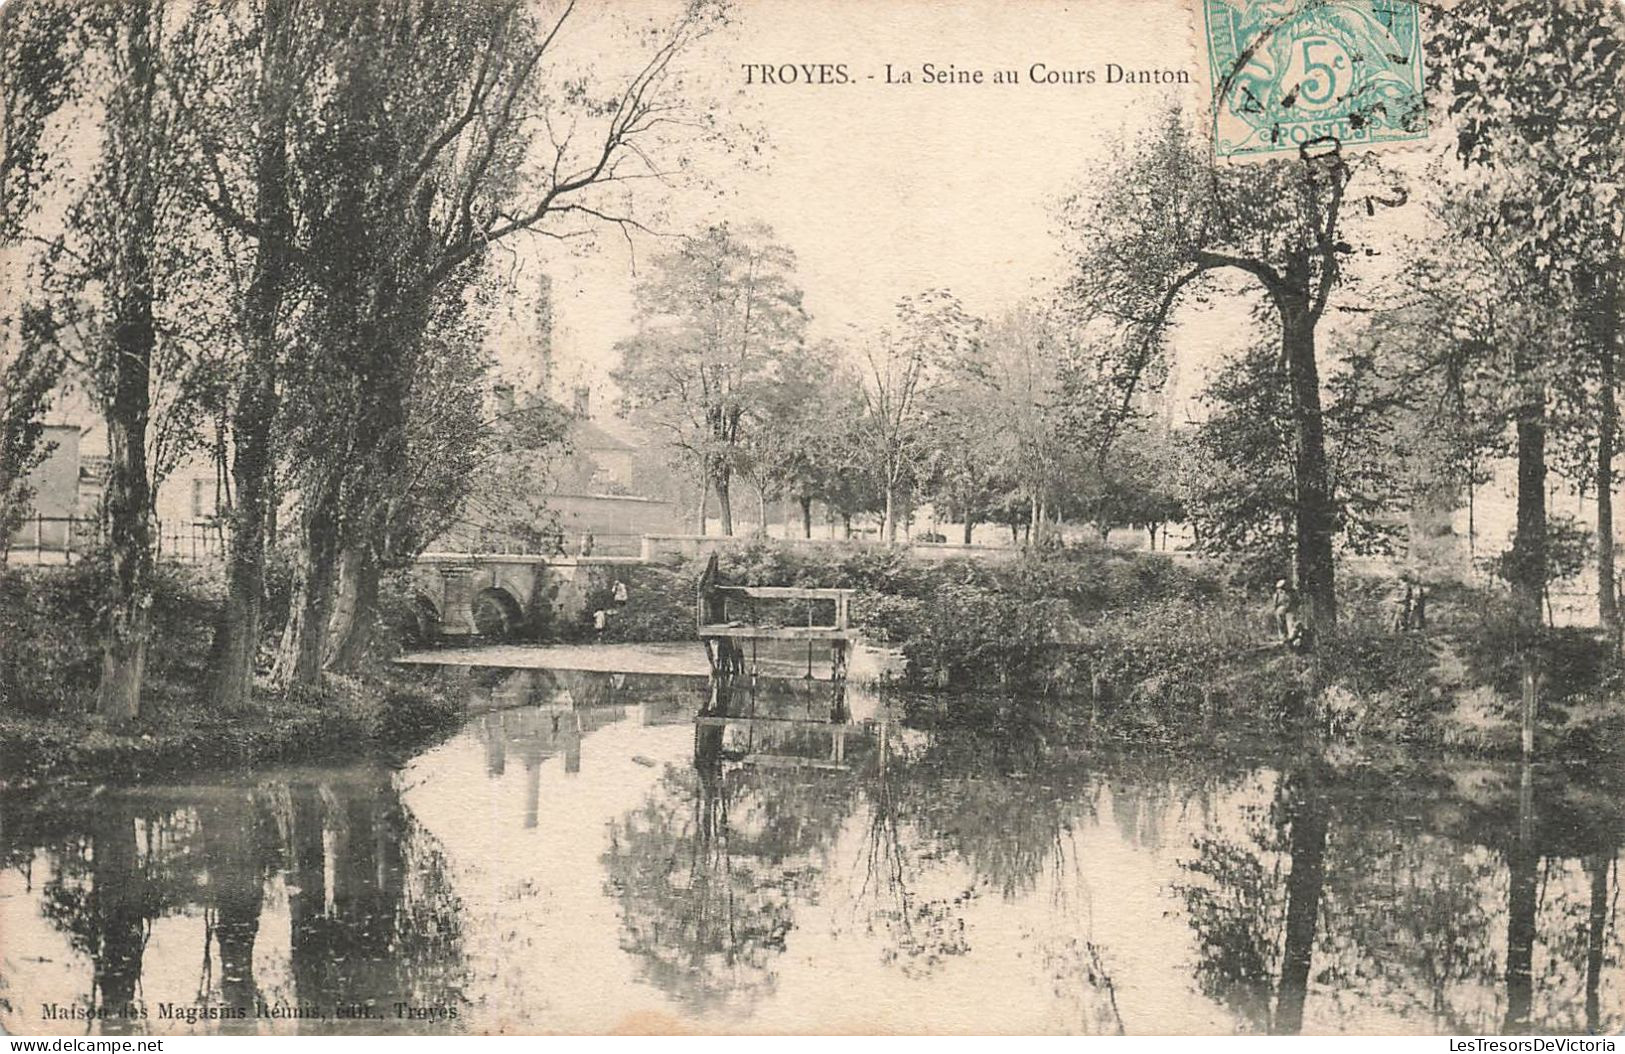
[7,0,1444,429]
[505,0,1217,404]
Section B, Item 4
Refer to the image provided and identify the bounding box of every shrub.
[0,559,220,716]
[578,563,694,643]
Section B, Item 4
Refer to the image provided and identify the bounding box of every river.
[0,665,1620,1035]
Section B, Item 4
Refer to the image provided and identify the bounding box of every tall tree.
[65,0,174,720]
[859,290,981,542]
[196,0,729,685]
[1058,111,1387,635]
[1435,0,1625,635]
[1402,174,1583,628]
[972,303,1064,544]
[614,222,808,538]
[0,4,81,539]
[181,0,311,708]
[742,340,849,539]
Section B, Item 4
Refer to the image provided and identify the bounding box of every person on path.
[1272,579,1304,649]
[1390,574,1413,632]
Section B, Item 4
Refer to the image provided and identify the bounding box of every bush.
[576,563,693,643]
[585,540,1228,702]
[0,559,221,716]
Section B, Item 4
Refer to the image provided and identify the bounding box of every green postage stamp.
[1200,0,1428,160]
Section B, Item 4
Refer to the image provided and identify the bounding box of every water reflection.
[2,768,465,1034]
[1171,755,1625,1035]
[1,669,1621,1034]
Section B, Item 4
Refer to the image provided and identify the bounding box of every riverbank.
[0,560,467,791]
[0,671,465,793]
[5,542,1623,787]
[581,539,1625,763]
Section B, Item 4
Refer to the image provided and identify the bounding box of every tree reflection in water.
[1176,755,1624,1035]
[3,767,467,1033]
[5,688,1622,1036]
[855,742,976,979]
[600,729,859,1016]
[277,775,467,1031]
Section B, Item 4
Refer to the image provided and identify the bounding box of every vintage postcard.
[1,0,1622,1040]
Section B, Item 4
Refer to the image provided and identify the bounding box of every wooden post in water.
[1089,670,1101,742]
[1520,663,1538,759]
[1503,761,1538,1034]
[1584,852,1609,1034]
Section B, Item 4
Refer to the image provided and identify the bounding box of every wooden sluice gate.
[695,554,865,771]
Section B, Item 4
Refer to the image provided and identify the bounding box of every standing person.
[577,532,595,558]
[613,580,628,610]
[1390,573,1413,632]
[1272,579,1303,648]
[1410,578,1427,631]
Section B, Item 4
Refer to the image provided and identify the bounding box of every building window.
[191,478,214,519]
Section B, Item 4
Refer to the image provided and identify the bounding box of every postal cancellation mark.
[1200,0,1429,160]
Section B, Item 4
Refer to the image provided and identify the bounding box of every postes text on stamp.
[1200,0,1427,160]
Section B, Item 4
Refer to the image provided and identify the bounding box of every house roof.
[569,417,639,452]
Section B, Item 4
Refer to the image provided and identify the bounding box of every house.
[6,424,81,555]
[547,386,683,553]
[6,419,225,563]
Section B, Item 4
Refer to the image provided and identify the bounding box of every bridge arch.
[472,586,525,641]
[395,592,441,646]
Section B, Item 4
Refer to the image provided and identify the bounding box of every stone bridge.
[404,552,645,643]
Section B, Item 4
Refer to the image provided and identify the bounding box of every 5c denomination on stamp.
[1199,0,1428,160]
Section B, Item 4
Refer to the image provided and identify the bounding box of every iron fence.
[6,514,224,565]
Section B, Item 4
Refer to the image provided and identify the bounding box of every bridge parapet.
[409,551,643,642]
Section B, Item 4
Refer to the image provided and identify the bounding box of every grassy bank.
[577,538,1625,761]
[6,542,1622,783]
[0,560,465,791]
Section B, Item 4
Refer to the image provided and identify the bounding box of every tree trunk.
[210,0,294,710]
[1595,273,1619,630]
[694,476,708,535]
[212,358,279,708]
[800,496,813,539]
[1467,464,1477,562]
[1512,360,1548,754]
[841,511,852,539]
[273,483,341,689]
[756,483,768,536]
[324,542,380,671]
[1274,766,1328,1035]
[98,353,154,722]
[1281,295,1338,633]
[883,485,897,542]
[714,469,734,537]
[963,517,973,545]
[1513,382,1548,626]
[95,0,160,723]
